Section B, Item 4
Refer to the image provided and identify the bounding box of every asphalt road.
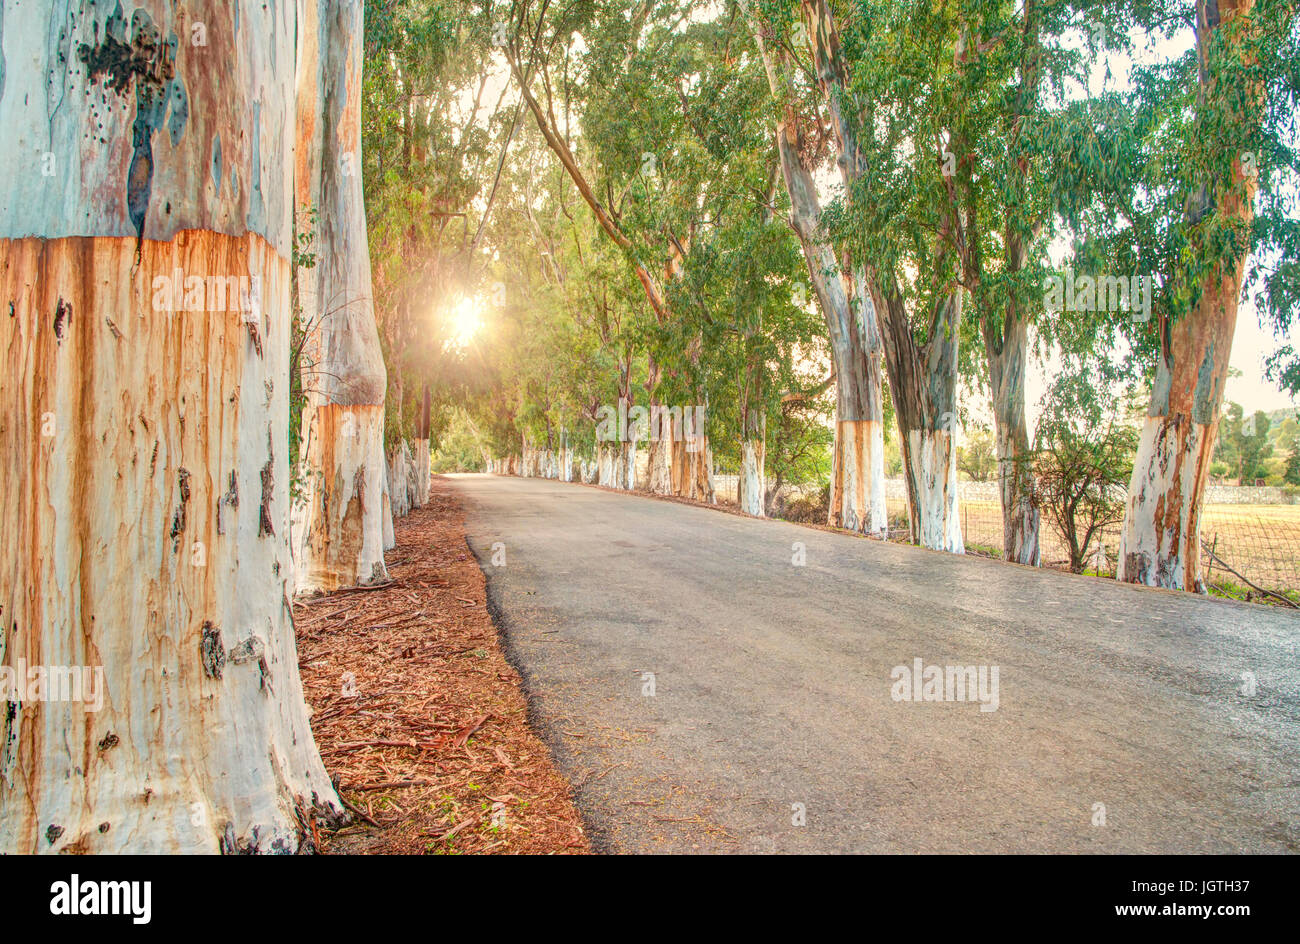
[449,473,1300,854]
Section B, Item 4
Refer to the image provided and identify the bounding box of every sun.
[448,295,483,349]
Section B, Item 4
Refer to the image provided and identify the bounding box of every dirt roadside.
[294,476,589,854]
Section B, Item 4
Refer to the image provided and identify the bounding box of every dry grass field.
[942,499,1300,602]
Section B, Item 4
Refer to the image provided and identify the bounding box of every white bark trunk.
[739,440,766,517]
[1118,416,1214,590]
[1117,0,1256,592]
[623,440,638,490]
[412,439,430,505]
[405,438,421,507]
[597,443,634,489]
[751,10,887,536]
[381,464,395,549]
[387,442,411,519]
[994,415,1041,566]
[674,437,716,503]
[905,429,964,554]
[290,0,388,594]
[647,410,675,494]
[0,0,339,853]
[831,420,887,535]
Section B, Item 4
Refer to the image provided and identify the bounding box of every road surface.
[449,474,1300,854]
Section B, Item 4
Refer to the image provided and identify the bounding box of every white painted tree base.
[739,439,766,517]
[412,439,431,506]
[906,429,964,553]
[0,234,341,853]
[291,405,389,593]
[1118,416,1210,590]
[831,420,887,536]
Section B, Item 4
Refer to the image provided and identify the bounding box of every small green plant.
[288,205,321,507]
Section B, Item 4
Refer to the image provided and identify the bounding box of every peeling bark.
[411,439,430,506]
[752,1,887,534]
[904,428,964,554]
[879,288,965,552]
[387,440,412,519]
[739,438,767,517]
[0,0,339,853]
[669,412,715,503]
[986,317,1041,565]
[1117,0,1259,591]
[290,0,388,594]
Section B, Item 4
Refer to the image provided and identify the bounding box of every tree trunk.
[405,438,422,506]
[980,0,1042,567]
[290,0,389,594]
[622,438,638,489]
[388,441,411,518]
[599,440,635,490]
[986,318,1041,565]
[644,400,676,496]
[600,444,616,488]
[739,439,767,516]
[826,274,887,535]
[412,439,430,505]
[381,467,396,549]
[670,407,716,502]
[901,427,964,553]
[1117,0,1259,591]
[0,0,341,852]
[799,0,964,550]
[880,289,965,553]
[750,10,887,535]
[559,431,574,482]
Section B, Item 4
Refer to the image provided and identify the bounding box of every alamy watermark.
[1,659,104,712]
[890,658,999,712]
[1043,269,1153,323]
[151,269,262,320]
[595,402,706,452]
[50,874,151,924]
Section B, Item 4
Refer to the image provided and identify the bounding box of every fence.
[704,469,1298,603]
[909,496,1300,603]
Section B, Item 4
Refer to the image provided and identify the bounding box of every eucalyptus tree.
[0,0,339,852]
[744,0,889,534]
[835,0,1140,564]
[502,0,734,499]
[1116,0,1298,590]
[292,0,390,593]
[812,0,966,551]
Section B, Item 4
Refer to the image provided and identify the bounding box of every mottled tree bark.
[876,288,965,553]
[388,440,412,517]
[750,6,886,534]
[0,0,340,853]
[291,0,389,593]
[739,412,767,517]
[803,0,959,548]
[1118,0,1260,590]
[985,315,1040,565]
